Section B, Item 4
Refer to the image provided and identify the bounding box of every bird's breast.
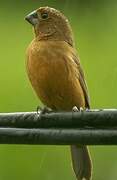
[26,40,85,110]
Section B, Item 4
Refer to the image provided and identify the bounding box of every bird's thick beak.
[25,10,38,26]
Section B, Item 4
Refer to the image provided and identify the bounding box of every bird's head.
[25,7,74,46]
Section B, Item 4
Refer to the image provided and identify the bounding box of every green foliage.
[0,1,117,180]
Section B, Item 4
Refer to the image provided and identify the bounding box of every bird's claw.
[37,106,53,115]
[72,106,84,112]
[79,107,84,112]
[72,106,79,112]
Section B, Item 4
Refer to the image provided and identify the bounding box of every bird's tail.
[70,145,92,180]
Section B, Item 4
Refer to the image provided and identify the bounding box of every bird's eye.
[41,13,48,19]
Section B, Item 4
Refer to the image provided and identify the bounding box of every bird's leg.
[37,105,53,115]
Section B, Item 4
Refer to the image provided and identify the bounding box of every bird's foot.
[37,106,53,115]
[72,106,84,112]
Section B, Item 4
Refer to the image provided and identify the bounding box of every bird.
[25,6,92,180]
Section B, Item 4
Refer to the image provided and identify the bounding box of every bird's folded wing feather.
[72,53,90,109]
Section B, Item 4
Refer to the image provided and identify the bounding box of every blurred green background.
[0,0,117,179]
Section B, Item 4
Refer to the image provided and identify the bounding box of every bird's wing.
[73,54,90,109]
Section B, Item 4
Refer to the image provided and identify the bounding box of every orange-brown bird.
[25,6,92,180]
